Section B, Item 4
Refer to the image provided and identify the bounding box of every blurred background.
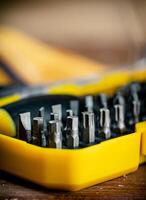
[1,0,146,66]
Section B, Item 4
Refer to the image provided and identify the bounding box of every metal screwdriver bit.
[113,92,125,106]
[97,93,108,109]
[82,112,95,144]
[50,112,63,133]
[99,108,111,139]
[41,131,47,147]
[39,107,47,136]
[130,83,141,94]
[85,96,94,112]
[39,107,45,118]
[50,112,60,121]
[33,117,45,146]
[128,92,141,126]
[48,120,62,149]
[66,116,79,149]
[66,109,73,117]
[124,82,141,96]
[132,98,141,123]
[18,112,31,142]
[70,100,79,116]
[52,104,62,121]
[114,104,126,134]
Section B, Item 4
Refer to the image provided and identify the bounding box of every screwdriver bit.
[113,92,125,106]
[82,111,95,144]
[52,104,62,121]
[132,97,141,124]
[50,112,60,121]
[33,117,45,146]
[48,120,62,149]
[85,96,94,112]
[95,93,108,130]
[39,107,45,118]
[113,104,126,134]
[130,82,141,94]
[66,116,79,149]
[128,92,141,127]
[18,112,32,142]
[70,100,79,116]
[96,93,108,109]
[39,107,47,136]
[66,109,73,117]
[41,131,47,147]
[50,110,64,142]
[98,108,111,139]
[124,82,141,96]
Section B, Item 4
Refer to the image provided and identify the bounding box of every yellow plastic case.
[0,123,144,191]
[48,69,146,166]
[0,69,146,191]
[137,122,146,164]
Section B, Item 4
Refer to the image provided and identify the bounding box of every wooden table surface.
[0,164,146,199]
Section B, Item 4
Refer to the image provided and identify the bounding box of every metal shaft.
[18,112,31,142]
[99,108,111,139]
[33,117,44,146]
[70,100,79,116]
[52,104,62,121]
[39,107,45,118]
[66,116,79,149]
[82,111,95,144]
[114,104,126,134]
[113,92,125,106]
[66,109,73,117]
[132,99,141,123]
[129,92,141,125]
[39,107,47,137]
[50,112,59,121]
[130,83,141,94]
[97,93,108,108]
[48,120,62,149]
[85,96,94,112]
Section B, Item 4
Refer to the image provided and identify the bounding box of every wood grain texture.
[0,164,146,200]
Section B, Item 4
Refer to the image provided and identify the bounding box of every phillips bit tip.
[99,108,111,139]
[82,111,95,144]
[66,116,79,149]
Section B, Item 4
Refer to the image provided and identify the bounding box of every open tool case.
[0,70,146,191]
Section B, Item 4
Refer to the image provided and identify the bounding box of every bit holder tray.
[0,124,143,191]
[0,72,146,191]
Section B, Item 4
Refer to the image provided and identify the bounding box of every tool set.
[0,81,146,191]
[12,82,145,149]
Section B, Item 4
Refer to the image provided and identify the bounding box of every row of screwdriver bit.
[17,82,146,149]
